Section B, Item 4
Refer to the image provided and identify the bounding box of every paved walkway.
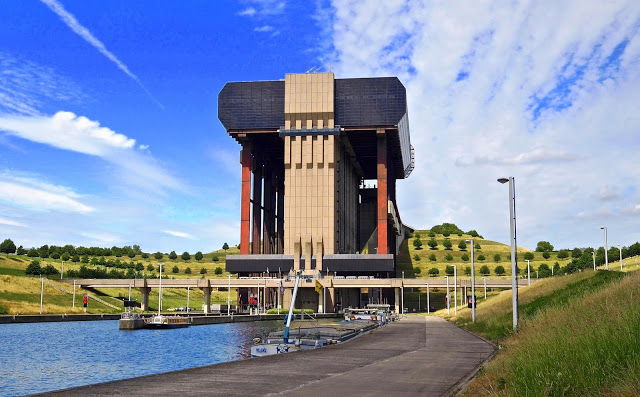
[46,317,495,397]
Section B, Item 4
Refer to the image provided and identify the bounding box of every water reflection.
[0,318,330,396]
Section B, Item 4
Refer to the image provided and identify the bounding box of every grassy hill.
[399,230,573,278]
[455,269,640,396]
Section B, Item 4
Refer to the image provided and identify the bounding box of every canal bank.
[46,316,496,397]
[0,313,338,325]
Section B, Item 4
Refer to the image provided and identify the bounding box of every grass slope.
[457,270,640,396]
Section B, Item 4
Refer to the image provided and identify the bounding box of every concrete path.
[46,317,495,397]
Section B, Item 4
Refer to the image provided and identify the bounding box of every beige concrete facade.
[283,73,361,270]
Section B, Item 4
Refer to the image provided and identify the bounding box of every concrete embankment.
[0,313,337,325]
[46,316,496,397]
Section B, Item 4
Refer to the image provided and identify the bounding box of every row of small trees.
[414,253,507,262]
[413,237,482,252]
[416,263,558,277]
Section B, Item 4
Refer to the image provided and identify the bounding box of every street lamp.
[227,274,232,316]
[592,251,596,271]
[619,244,623,271]
[601,227,608,270]
[465,239,476,322]
[445,275,450,315]
[526,259,530,286]
[498,176,519,331]
[61,261,64,280]
[453,264,457,316]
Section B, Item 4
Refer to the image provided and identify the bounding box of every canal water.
[0,319,317,396]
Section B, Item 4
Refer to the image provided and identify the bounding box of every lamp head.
[465,239,472,244]
[600,226,606,230]
[497,177,509,184]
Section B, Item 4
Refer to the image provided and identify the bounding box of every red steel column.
[377,130,388,255]
[240,146,252,255]
[252,157,263,255]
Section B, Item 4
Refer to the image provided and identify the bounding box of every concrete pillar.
[276,169,285,254]
[140,287,151,311]
[315,240,323,272]
[252,157,263,255]
[304,238,313,271]
[202,287,211,314]
[326,287,335,313]
[293,238,301,270]
[240,147,252,255]
[377,130,388,254]
[394,287,400,314]
[263,165,276,255]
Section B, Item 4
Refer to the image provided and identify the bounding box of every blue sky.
[1,0,640,254]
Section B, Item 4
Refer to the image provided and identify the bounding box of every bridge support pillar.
[201,287,211,314]
[394,287,400,314]
[140,287,151,311]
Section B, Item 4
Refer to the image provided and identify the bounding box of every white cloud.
[0,217,27,228]
[238,7,257,16]
[39,0,162,108]
[254,25,275,32]
[319,0,640,249]
[163,230,196,239]
[0,111,184,195]
[0,173,93,213]
[238,1,286,17]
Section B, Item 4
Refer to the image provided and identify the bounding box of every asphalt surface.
[45,316,495,397]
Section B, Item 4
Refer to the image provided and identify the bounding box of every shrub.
[428,239,438,250]
[443,231,451,238]
[445,253,453,261]
[461,253,469,262]
[25,260,42,275]
[479,265,490,275]
[414,266,421,275]
[428,267,439,277]
[185,267,192,274]
[200,268,207,274]
[557,250,569,259]
[523,252,534,261]
[464,266,471,276]
[141,253,149,259]
[181,252,191,261]
[0,304,7,314]
[478,254,486,261]
[571,248,582,258]
[475,243,481,250]
[172,266,179,274]
[147,264,155,272]
[445,265,454,276]
[428,231,436,238]
[413,238,423,250]
[413,254,421,261]
[414,232,421,239]
[43,264,59,276]
[154,252,163,260]
[458,241,467,251]
[213,255,219,262]
[443,240,452,250]
[266,308,313,315]
[169,251,177,260]
[429,254,436,261]
[195,251,203,262]
[214,267,223,275]
[542,251,551,259]
[494,254,501,262]
[495,265,506,275]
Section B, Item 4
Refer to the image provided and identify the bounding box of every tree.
[542,251,551,259]
[443,231,451,238]
[212,255,219,262]
[43,263,59,276]
[413,254,421,261]
[51,251,61,260]
[536,241,554,252]
[428,231,435,238]
[414,232,421,239]
[17,245,25,255]
[141,253,149,259]
[154,252,163,260]
[557,250,569,259]
[27,248,38,258]
[445,265,454,276]
[200,267,207,275]
[443,239,452,250]
[185,267,192,274]
[0,238,16,255]
[135,262,144,271]
[25,260,42,275]
[461,253,469,262]
[464,266,471,276]
[181,252,191,261]
[147,264,155,272]
[495,265,506,275]
[479,265,490,276]
[214,267,223,275]
[467,230,480,238]
[493,254,501,262]
[172,265,179,274]
[445,253,453,261]
[60,252,70,262]
[72,254,80,263]
[458,241,467,251]
[475,243,481,250]
[427,239,438,250]
[429,254,436,261]
[478,254,486,261]
[537,263,551,278]
[428,267,439,277]
[195,251,203,262]
[169,251,177,261]
[413,238,423,250]
[571,248,582,258]
[128,251,136,259]
[81,254,89,264]
[522,252,533,261]
[222,242,229,252]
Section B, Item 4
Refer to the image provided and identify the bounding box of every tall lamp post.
[227,274,232,316]
[465,239,476,322]
[453,265,457,316]
[445,275,450,315]
[526,259,530,286]
[601,226,608,270]
[498,177,519,331]
[592,251,596,271]
[619,244,623,271]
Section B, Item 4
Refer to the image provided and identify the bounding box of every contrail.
[40,0,164,109]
